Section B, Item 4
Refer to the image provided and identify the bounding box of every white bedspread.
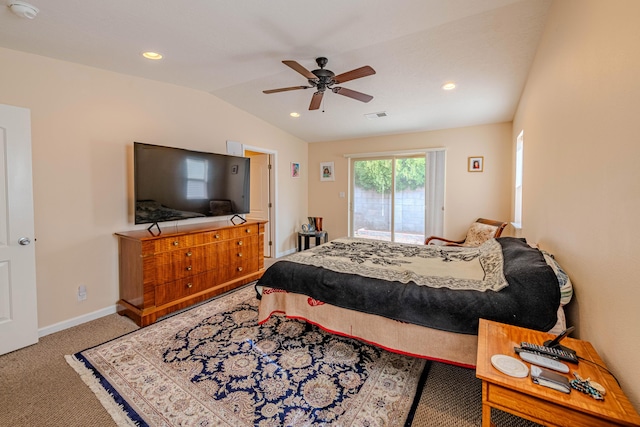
[283,237,509,292]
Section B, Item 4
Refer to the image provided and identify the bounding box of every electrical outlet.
[77,285,87,301]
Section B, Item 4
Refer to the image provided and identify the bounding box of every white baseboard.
[38,305,118,338]
[277,248,297,258]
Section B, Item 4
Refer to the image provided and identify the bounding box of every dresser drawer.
[155,244,222,281]
[219,236,258,282]
[225,257,259,281]
[222,235,257,259]
[155,271,218,306]
[153,235,197,252]
[154,229,231,250]
[229,224,258,239]
[201,229,231,243]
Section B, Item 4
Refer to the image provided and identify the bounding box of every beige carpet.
[0,313,139,427]
[0,296,539,426]
[412,360,539,426]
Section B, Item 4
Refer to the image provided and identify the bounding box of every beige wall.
[0,47,307,329]
[308,123,513,240]
[514,0,640,408]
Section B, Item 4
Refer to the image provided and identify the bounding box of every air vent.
[364,111,388,119]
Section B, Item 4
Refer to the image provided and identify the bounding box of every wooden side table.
[297,231,328,251]
[476,319,640,427]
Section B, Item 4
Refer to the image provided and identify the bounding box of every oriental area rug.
[66,285,428,426]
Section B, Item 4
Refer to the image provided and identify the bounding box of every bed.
[256,236,573,368]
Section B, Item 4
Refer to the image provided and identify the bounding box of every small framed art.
[468,156,484,172]
[320,162,335,181]
[291,162,300,178]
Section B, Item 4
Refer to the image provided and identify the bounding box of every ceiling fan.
[263,57,376,110]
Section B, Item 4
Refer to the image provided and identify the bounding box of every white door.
[246,152,272,257]
[0,104,38,355]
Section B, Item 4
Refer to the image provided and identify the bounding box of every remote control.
[520,341,579,363]
[518,350,570,373]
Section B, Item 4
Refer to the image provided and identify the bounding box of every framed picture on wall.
[320,162,335,181]
[468,156,484,172]
[291,162,300,178]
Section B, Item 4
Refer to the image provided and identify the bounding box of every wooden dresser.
[115,219,267,326]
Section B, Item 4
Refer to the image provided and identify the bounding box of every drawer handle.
[186,251,192,257]
[237,267,243,272]
[237,253,243,257]
[245,228,251,233]
[186,266,192,271]
[173,241,179,246]
[237,241,243,246]
[187,283,193,288]
[214,234,220,239]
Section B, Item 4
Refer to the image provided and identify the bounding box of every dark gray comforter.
[256,237,560,335]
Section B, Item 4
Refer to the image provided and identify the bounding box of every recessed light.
[9,1,39,19]
[290,112,300,118]
[442,82,456,90]
[142,52,163,60]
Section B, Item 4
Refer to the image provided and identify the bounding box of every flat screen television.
[134,142,250,230]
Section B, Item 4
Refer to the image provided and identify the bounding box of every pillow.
[463,222,498,246]
[542,251,574,306]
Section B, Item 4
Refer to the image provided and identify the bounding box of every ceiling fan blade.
[309,92,324,110]
[333,66,375,84]
[263,86,310,94]
[332,87,373,103]
[283,60,316,80]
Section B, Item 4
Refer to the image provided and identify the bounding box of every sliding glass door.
[351,151,444,243]
[353,158,395,241]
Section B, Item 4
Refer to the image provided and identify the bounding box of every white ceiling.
[0,0,552,142]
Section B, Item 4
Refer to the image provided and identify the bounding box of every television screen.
[134,142,250,226]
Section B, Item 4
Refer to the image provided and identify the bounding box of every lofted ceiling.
[0,0,552,142]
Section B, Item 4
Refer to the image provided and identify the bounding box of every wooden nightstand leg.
[481,382,495,427]
[482,403,494,427]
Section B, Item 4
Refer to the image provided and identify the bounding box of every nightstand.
[297,231,328,251]
[476,319,640,427]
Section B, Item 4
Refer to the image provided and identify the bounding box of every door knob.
[19,237,31,246]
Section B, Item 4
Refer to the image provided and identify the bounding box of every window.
[348,150,444,243]
[185,157,208,199]
[514,131,524,227]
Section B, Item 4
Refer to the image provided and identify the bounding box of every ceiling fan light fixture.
[442,82,457,91]
[9,1,39,19]
[290,112,300,118]
[142,51,163,60]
